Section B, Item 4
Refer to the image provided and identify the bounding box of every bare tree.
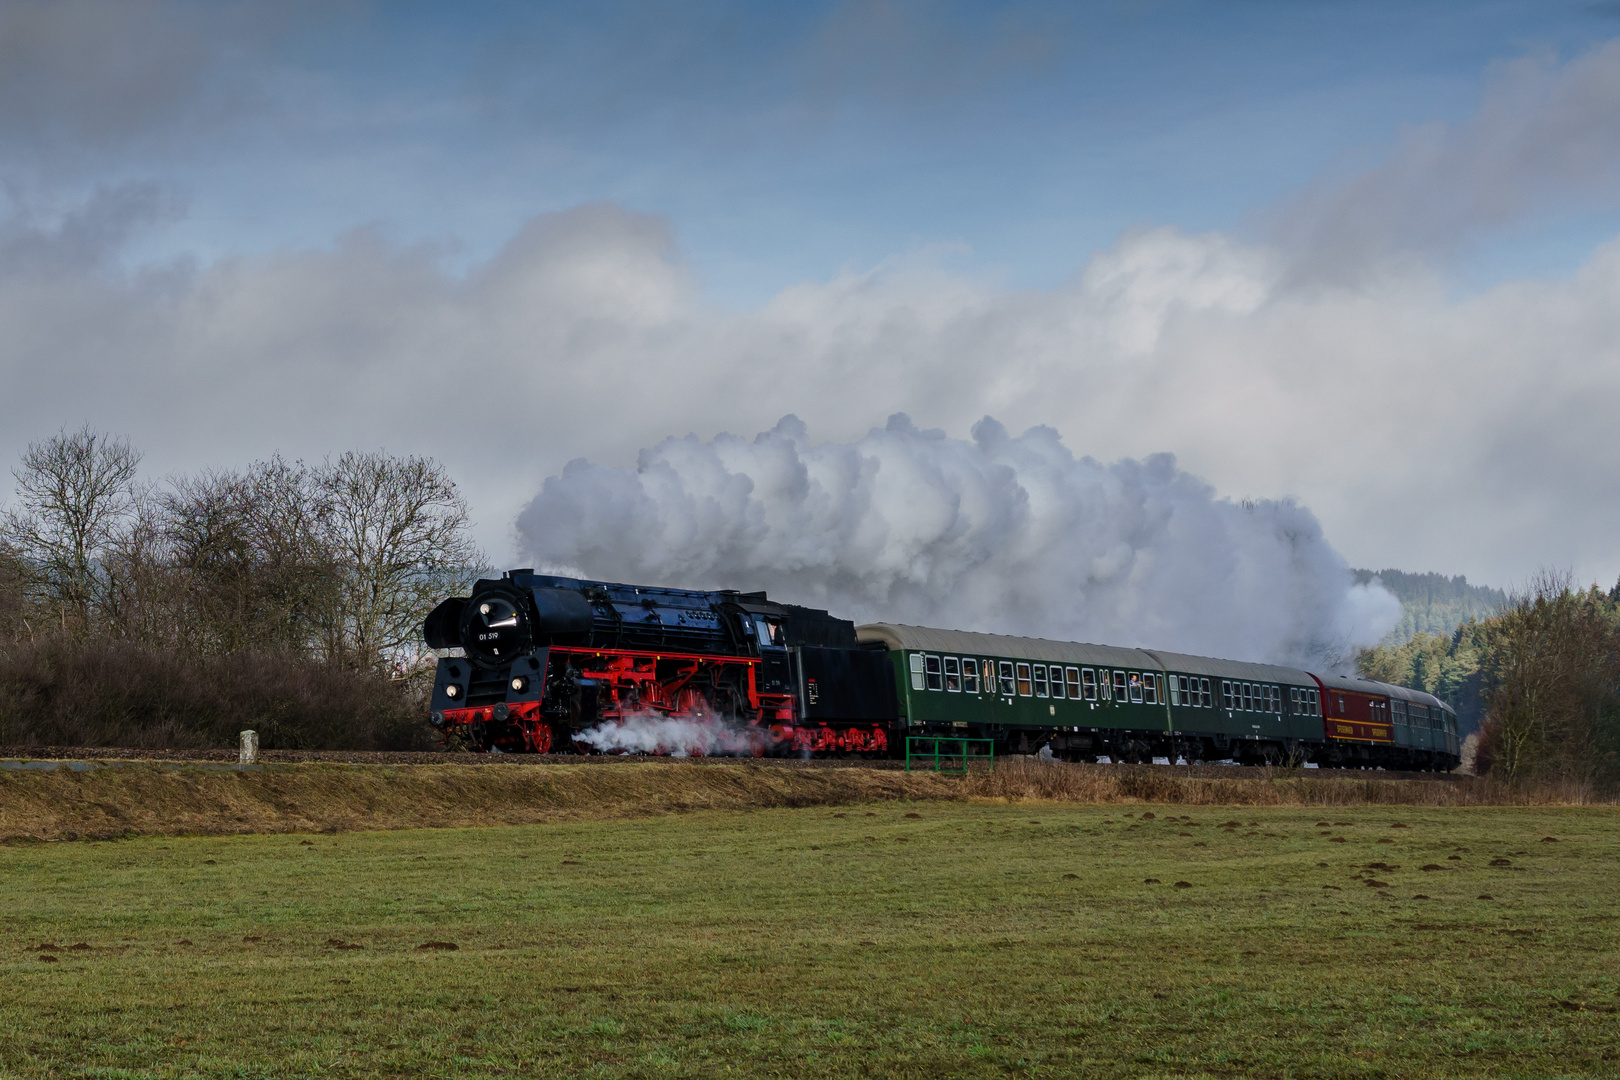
[312,451,482,672]
[2,426,141,634]
[161,458,338,655]
[1480,569,1620,785]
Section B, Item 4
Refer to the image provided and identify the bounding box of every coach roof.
[1142,650,1314,686]
[855,623,1154,668]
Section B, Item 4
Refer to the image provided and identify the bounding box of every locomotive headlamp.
[445,684,460,698]
[511,676,529,692]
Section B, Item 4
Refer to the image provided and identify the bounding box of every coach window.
[983,659,996,693]
[1143,674,1158,705]
[1127,673,1143,703]
[1081,668,1098,701]
[1016,663,1033,696]
[1033,665,1048,697]
[924,654,943,691]
[1050,666,1066,699]
[1222,681,1233,709]
[1111,671,1127,702]
[1269,686,1280,713]
[962,659,979,695]
[909,653,926,691]
[998,661,1016,696]
[1066,667,1082,699]
[943,656,961,692]
[1392,700,1406,724]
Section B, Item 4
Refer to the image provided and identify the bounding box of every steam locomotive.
[423,570,1461,771]
[422,569,895,755]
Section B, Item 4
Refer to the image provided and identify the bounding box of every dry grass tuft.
[964,757,1613,806]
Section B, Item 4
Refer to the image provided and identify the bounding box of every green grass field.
[2,802,1617,1078]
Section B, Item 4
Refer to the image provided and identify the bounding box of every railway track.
[0,745,1463,780]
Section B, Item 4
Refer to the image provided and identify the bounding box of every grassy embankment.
[3,801,1617,1078]
[0,757,1590,842]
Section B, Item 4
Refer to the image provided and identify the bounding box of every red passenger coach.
[1313,674,1395,745]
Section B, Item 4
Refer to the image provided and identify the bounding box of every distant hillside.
[1353,568,1507,645]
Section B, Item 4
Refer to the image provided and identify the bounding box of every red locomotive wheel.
[526,721,553,754]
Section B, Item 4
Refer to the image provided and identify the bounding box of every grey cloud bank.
[0,194,1617,592]
[1,24,1619,598]
[517,415,1399,668]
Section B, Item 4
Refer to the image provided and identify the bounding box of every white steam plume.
[574,711,776,757]
[517,415,1400,669]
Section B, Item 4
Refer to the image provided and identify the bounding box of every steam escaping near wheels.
[574,710,778,757]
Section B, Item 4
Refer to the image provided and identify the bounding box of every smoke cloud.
[518,414,1399,668]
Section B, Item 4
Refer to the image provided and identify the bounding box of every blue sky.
[82,1,1620,299]
[3,0,1620,591]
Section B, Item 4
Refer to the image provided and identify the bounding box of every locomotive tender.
[423,570,1461,770]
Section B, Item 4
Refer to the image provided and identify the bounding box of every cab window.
[943,656,961,692]
[1016,663,1033,696]
[752,616,782,645]
[962,659,979,694]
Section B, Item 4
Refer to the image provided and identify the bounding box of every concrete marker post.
[239,730,258,766]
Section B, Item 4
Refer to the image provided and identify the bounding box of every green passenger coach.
[856,623,1335,765]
